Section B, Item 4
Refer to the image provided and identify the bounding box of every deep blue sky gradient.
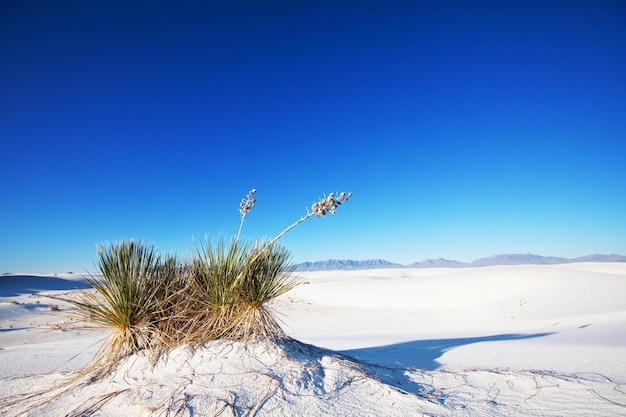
[2,1,625,272]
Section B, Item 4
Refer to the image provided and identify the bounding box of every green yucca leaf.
[69,240,186,375]
[189,236,249,308]
[238,240,299,307]
[85,240,163,328]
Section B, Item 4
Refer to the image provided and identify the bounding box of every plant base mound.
[0,339,443,416]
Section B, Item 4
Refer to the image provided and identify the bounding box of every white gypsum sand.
[1,263,625,416]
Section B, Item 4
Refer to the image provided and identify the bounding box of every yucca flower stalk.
[231,191,352,291]
[236,188,256,241]
[222,191,352,341]
[262,192,352,251]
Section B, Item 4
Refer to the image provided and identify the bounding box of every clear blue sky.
[1,1,625,273]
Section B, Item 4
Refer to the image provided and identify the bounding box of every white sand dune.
[0,274,91,297]
[1,264,625,416]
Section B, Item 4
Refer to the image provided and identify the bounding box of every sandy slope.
[1,264,625,416]
[280,264,626,380]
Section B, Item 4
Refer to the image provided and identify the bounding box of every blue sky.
[1,1,625,272]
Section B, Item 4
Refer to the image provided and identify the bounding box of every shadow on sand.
[0,275,91,297]
[340,332,555,395]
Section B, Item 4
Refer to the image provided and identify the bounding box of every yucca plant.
[184,237,250,344]
[65,190,351,368]
[227,240,299,340]
[185,237,299,342]
[149,254,190,350]
[70,240,180,375]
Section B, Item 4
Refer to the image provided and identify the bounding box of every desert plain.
[1,262,625,416]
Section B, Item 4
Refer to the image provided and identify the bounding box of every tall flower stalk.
[233,191,352,289]
[236,188,256,241]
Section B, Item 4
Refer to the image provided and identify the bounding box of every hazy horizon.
[2,1,625,272]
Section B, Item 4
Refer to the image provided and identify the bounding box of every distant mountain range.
[294,253,626,271]
[295,259,404,271]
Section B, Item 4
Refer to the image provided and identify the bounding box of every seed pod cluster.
[312,191,352,216]
[239,189,257,217]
